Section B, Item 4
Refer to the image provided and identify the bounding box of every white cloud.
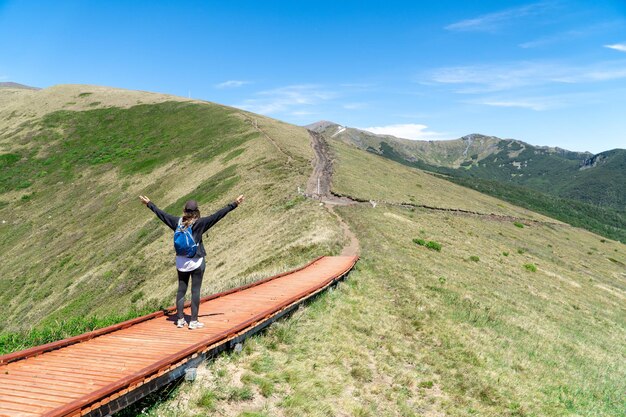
[215,80,250,89]
[428,60,626,92]
[360,124,447,140]
[475,99,551,111]
[235,84,336,115]
[520,31,581,49]
[445,2,552,32]
[605,43,626,52]
[520,21,623,48]
[470,90,613,111]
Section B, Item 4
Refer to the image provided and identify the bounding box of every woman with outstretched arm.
[139,194,244,329]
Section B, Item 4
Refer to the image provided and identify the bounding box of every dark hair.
[182,208,200,227]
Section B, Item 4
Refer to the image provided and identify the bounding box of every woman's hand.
[235,195,245,205]
[139,195,151,205]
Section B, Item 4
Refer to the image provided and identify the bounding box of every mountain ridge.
[306,120,599,164]
[307,120,625,209]
[0,81,40,90]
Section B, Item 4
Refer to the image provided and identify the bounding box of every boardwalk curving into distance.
[0,255,358,417]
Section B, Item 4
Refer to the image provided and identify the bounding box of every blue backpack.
[174,219,198,258]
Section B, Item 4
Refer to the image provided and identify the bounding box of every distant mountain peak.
[0,82,40,90]
[461,133,486,141]
[305,120,340,132]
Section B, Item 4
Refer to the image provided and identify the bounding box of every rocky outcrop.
[580,152,607,170]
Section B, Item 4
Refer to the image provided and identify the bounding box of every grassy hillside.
[148,134,626,416]
[444,175,626,243]
[310,122,625,243]
[367,137,625,243]
[0,85,343,342]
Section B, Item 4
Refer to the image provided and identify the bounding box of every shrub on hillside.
[426,241,442,251]
[524,263,537,272]
[413,238,442,251]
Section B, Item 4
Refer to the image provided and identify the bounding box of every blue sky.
[1,1,625,153]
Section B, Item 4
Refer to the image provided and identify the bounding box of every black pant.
[176,259,205,321]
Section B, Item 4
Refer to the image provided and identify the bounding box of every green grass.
[238,412,270,417]
[426,240,442,251]
[334,206,624,416]
[413,238,442,251]
[197,391,217,410]
[164,165,240,212]
[0,101,252,193]
[283,195,306,210]
[523,263,537,272]
[228,386,254,402]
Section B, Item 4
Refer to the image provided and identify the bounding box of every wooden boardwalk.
[0,256,358,417]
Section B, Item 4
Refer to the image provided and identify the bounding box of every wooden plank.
[0,405,44,417]
[9,363,129,379]
[0,372,102,390]
[0,393,65,408]
[75,343,174,352]
[0,380,82,397]
[3,367,119,383]
[0,387,79,403]
[20,353,141,368]
[45,350,157,364]
[1,370,112,387]
[45,350,160,364]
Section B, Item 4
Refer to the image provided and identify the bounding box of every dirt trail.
[306,131,360,256]
[306,131,354,205]
[328,205,361,256]
[241,114,293,163]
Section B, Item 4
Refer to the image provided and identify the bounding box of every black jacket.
[147,201,238,258]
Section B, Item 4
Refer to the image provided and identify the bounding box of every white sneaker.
[188,320,204,330]
[176,318,187,328]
